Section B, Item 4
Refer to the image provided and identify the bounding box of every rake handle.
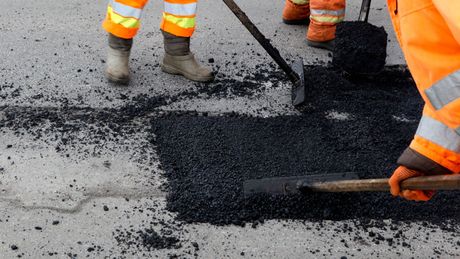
[300,174,460,192]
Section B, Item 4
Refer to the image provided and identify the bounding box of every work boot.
[105,33,133,85]
[282,0,310,25]
[161,30,214,82]
[306,39,335,51]
[306,21,336,51]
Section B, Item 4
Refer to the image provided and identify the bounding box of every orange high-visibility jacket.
[103,0,197,39]
[388,0,460,173]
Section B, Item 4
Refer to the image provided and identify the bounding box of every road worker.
[282,0,345,50]
[102,0,214,84]
[388,0,460,201]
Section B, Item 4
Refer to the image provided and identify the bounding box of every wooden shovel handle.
[301,174,460,192]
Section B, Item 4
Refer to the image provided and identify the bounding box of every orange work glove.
[389,166,435,201]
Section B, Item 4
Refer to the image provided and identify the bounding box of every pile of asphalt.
[333,21,388,75]
[152,66,460,228]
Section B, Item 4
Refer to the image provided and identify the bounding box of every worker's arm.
[389,148,453,201]
[423,1,460,130]
[433,0,460,44]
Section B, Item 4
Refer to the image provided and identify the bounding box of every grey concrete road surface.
[0,0,458,258]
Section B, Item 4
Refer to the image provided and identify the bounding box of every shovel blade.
[243,172,359,197]
[291,58,306,107]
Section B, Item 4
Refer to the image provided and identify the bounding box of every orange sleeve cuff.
[410,136,460,174]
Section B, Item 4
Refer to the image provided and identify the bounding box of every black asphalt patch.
[152,66,460,228]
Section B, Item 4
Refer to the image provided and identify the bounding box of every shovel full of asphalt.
[333,21,388,75]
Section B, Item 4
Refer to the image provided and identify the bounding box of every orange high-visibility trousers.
[388,0,460,173]
[286,0,345,42]
[308,0,345,42]
[103,0,197,39]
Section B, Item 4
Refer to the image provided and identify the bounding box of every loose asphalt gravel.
[1,0,458,258]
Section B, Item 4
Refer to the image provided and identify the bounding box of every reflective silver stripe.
[110,0,143,19]
[425,69,460,110]
[416,116,460,153]
[310,9,345,16]
[164,2,197,16]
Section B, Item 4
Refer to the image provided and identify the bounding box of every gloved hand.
[389,166,435,201]
[390,147,452,201]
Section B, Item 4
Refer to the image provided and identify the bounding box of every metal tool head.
[291,58,306,107]
[243,172,359,197]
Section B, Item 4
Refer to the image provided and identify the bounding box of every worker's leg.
[102,0,148,84]
[160,0,213,82]
[103,0,148,39]
[307,0,345,50]
[282,0,310,25]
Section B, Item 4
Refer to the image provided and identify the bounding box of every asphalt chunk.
[152,66,460,227]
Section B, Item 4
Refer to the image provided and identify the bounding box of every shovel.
[243,172,460,196]
[222,0,307,107]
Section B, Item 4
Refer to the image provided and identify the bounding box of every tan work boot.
[106,33,133,85]
[161,30,214,82]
